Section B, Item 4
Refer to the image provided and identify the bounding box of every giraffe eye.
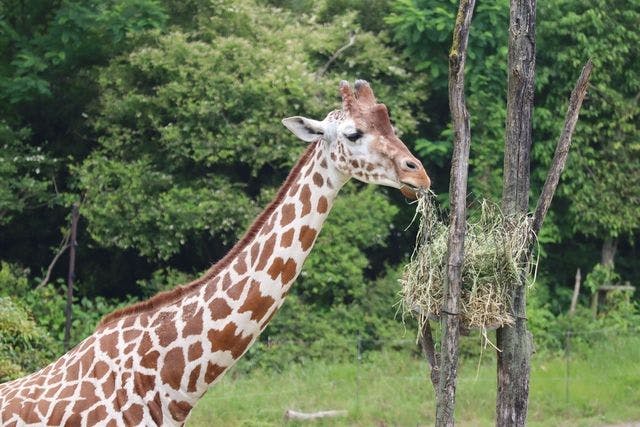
[345,131,363,142]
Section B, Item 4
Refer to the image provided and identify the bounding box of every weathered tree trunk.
[601,236,618,268]
[496,0,536,425]
[436,0,476,425]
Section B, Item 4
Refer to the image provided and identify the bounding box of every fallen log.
[284,409,347,421]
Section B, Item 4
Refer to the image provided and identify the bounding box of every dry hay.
[401,194,536,332]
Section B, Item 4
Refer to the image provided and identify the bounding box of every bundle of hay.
[401,195,535,331]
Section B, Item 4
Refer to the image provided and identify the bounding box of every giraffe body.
[0,80,430,426]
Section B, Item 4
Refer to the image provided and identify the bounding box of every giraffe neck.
[113,140,346,424]
[149,139,346,419]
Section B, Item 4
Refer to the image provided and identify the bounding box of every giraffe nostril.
[404,160,418,171]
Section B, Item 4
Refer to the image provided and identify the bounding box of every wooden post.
[63,203,80,351]
[569,268,581,316]
[496,0,536,425]
[435,0,476,425]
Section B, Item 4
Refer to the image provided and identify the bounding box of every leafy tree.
[386,0,509,201]
[77,0,424,277]
[535,0,640,268]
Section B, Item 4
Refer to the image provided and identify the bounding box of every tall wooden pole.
[435,0,476,425]
[63,203,80,351]
[496,0,536,425]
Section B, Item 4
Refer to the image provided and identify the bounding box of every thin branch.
[532,59,593,236]
[419,320,440,391]
[315,32,356,80]
[436,0,476,425]
[36,233,71,290]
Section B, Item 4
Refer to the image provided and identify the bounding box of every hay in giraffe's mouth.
[399,182,428,199]
[400,193,537,333]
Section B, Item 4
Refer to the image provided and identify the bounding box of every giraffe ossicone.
[0,80,430,426]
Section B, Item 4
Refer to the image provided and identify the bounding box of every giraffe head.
[282,79,430,198]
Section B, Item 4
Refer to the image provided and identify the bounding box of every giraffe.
[0,80,430,426]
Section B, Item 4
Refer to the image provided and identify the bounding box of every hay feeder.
[401,195,535,333]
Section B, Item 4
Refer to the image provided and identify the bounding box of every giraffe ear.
[282,116,325,143]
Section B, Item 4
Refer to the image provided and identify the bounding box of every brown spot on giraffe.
[37,399,50,418]
[288,182,300,197]
[161,347,185,390]
[260,210,278,236]
[183,306,204,337]
[300,184,312,216]
[280,203,296,226]
[115,388,128,406]
[313,172,324,187]
[203,276,220,301]
[221,272,232,290]
[151,311,178,347]
[238,280,276,322]
[140,350,160,370]
[227,277,248,300]
[188,342,203,361]
[99,331,119,359]
[123,403,144,425]
[299,225,318,251]
[326,177,333,189]
[149,392,163,425]
[255,233,276,271]
[209,298,232,321]
[48,401,68,425]
[317,196,328,213]
[280,228,295,247]
[208,323,253,358]
[169,400,193,422]
[102,371,117,399]
[87,404,108,424]
[233,250,248,275]
[304,161,315,177]
[187,366,201,392]
[133,372,156,397]
[204,363,226,383]
[250,241,261,265]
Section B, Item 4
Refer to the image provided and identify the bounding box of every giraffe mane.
[96,141,319,329]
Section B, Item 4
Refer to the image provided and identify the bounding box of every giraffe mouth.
[399,182,427,200]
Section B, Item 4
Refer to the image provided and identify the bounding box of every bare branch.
[531,59,593,236]
[36,233,71,290]
[419,320,440,391]
[315,32,356,80]
[436,0,476,425]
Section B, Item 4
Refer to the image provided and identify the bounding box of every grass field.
[189,335,640,426]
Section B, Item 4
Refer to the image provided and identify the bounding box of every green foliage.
[535,0,640,240]
[0,263,54,381]
[387,0,509,200]
[0,297,54,381]
[244,265,408,370]
[0,122,53,224]
[584,263,620,294]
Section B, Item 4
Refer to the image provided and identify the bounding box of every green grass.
[189,336,640,426]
